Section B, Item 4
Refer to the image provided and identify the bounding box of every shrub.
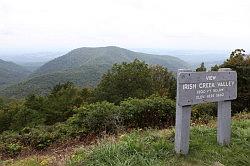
[0,103,45,133]
[0,131,21,144]
[44,82,85,124]
[20,126,59,150]
[10,108,45,131]
[0,109,15,133]
[0,131,23,157]
[192,103,217,123]
[5,143,23,157]
[53,123,85,139]
[68,102,120,134]
[95,60,176,104]
[119,96,176,128]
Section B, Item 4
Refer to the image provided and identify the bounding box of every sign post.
[217,68,232,145]
[175,69,192,155]
[175,68,237,154]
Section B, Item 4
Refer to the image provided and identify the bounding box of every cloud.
[0,0,250,53]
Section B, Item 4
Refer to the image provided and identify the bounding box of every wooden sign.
[175,68,237,155]
[178,71,237,106]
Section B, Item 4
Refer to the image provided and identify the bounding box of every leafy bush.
[0,142,23,158]
[119,96,176,128]
[192,103,217,123]
[0,102,45,133]
[0,109,15,133]
[10,108,45,131]
[95,60,176,104]
[68,102,120,134]
[212,49,250,113]
[20,126,59,150]
[0,131,22,157]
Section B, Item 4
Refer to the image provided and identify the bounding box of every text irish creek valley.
[181,76,235,100]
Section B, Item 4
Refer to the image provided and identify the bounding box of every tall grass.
[67,120,250,166]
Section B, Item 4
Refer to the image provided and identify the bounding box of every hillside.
[32,46,188,76]
[0,59,31,90]
[1,46,189,98]
[2,114,249,166]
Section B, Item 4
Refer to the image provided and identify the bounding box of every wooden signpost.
[175,68,237,154]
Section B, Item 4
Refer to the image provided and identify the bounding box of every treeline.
[197,49,250,112]
[0,60,180,157]
[0,49,249,158]
[0,59,176,130]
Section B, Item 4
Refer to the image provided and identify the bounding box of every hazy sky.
[1,0,250,54]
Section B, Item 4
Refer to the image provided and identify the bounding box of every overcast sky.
[0,0,250,54]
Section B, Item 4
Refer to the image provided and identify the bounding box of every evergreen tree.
[196,62,206,72]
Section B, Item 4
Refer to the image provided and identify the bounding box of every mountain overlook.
[1,46,189,98]
[0,59,31,90]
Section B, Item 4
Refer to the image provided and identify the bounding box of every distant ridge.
[0,59,31,90]
[1,46,189,98]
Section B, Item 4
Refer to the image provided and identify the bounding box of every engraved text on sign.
[178,71,237,106]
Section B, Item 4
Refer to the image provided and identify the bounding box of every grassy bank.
[66,119,250,166]
[2,114,249,166]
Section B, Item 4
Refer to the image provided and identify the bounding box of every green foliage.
[20,126,59,150]
[5,143,23,157]
[0,64,110,98]
[0,142,23,158]
[95,60,176,104]
[150,65,176,99]
[95,60,153,104]
[67,119,250,166]
[0,109,15,132]
[196,62,206,72]
[219,49,250,113]
[0,59,31,90]
[0,101,24,132]
[0,101,45,132]
[1,156,55,166]
[119,96,176,128]
[10,108,45,131]
[24,94,45,112]
[24,82,91,125]
[68,102,120,134]
[192,103,217,123]
[0,97,4,109]
[44,82,84,124]
[0,131,22,157]
[211,64,219,71]
[1,46,188,98]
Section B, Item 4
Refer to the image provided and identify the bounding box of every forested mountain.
[0,59,31,90]
[1,46,189,98]
[32,46,188,76]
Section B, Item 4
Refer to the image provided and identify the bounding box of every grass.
[0,156,56,166]
[66,120,250,166]
[2,117,249,166]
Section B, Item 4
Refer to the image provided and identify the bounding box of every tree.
[219,49,250,113]
[24,94,46,112]
[0,97,4,110]
[94,59,176,104]
[150,65,176,99]
[211,64,219,71]
[10,108,45,130]
[196,62,206,72]
[44,82,85,124]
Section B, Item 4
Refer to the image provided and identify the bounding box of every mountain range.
[0,46,189,98]
[0,59,31,90]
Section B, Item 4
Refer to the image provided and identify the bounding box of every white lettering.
[183,83,197,90]
[206,75,216,80]
[199,82,216,89]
